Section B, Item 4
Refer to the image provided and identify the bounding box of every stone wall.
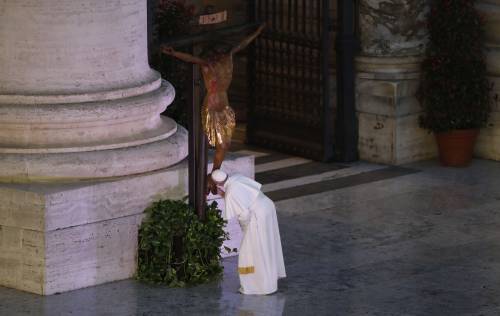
[476,0,500,160]
[356,0,437,165]
[190,1,500,164]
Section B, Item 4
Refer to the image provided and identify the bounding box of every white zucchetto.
[211,169,228,183]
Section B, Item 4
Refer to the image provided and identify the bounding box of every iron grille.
[247,0,335,160]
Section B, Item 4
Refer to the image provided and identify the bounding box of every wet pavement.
[1,158,500,315]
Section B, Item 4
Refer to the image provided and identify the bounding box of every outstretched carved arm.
[161,45,207,65]
[230,23,266,55]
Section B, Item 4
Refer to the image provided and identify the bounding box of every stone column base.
[0,153,253,295]
[356,56,437,165]
[476,2,500,161]
[476,98,500,160]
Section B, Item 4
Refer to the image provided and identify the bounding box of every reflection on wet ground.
[2,159,500,315]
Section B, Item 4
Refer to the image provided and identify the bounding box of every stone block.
[486,46,500,76]
[45,215,142,295]
[358,112,395,164]
[2,226,22,250]
[355,53,438,166]
[21,230,44,257]
[477,1,500,162]
[0,256,20,288]
[0,152,253,295]
[477,1,500,47]
[356,56,423,78]
[395,115,437,164]
[356,79,421,117]
[358,112,436,165]
[476,110,500,160]
[0,164,188,232]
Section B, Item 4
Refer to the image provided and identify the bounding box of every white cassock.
[223,174,286,295]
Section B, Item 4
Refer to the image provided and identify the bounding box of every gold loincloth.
[202,104,236,147]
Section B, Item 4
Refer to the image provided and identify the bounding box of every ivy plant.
[136,200,230,287]
[419,0,493,133]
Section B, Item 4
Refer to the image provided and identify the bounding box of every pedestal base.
[358,111,437,165]
[0,153,253,295]
[476,104,500,160]
[356,57,438,165]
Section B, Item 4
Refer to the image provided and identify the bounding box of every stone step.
[221,146,420,261]
[232,148,420,216]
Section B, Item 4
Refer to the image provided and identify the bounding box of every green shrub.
[419,0,493,133]
[136,200,228,287]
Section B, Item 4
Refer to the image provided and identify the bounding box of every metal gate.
[247,0,335,161]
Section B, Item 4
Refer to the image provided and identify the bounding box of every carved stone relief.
[359,0,428,56]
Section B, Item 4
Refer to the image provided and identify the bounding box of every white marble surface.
[0,152,253,295]
[0,0,154,95]
[0,0,187,181]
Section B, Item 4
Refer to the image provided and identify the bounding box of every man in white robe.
[211,170,286,295]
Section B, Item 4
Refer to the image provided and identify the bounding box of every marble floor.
[1,158,500,315]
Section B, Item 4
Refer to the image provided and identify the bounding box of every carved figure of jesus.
[161,23,265,195]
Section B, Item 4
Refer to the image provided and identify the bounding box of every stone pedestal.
[0,152,253,295]
[356,0,437,165]
[357,56,437,164]
[476,1,500,160]
[0,0,190,294]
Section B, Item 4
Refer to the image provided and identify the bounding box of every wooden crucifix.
[158,12,264,220]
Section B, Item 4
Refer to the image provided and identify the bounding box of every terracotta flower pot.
[435,129,479,167]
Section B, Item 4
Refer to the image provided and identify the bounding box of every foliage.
[419,0,493,133]
[151,0,195,128]
[136,200,229,287]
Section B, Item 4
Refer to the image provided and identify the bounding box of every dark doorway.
[147,0,358,163]
[246,0,358,162]
[246,0,336,161]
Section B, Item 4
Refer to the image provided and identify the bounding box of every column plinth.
[356,0,437,165]
[476,0,500,159]
[0,0,189,294]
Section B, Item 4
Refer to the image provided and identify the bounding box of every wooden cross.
[151,3,260,219]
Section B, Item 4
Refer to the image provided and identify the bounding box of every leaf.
[136,198,229,287]
[420,0,492,132]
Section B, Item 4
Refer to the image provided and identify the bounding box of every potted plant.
[419,0,493,167]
